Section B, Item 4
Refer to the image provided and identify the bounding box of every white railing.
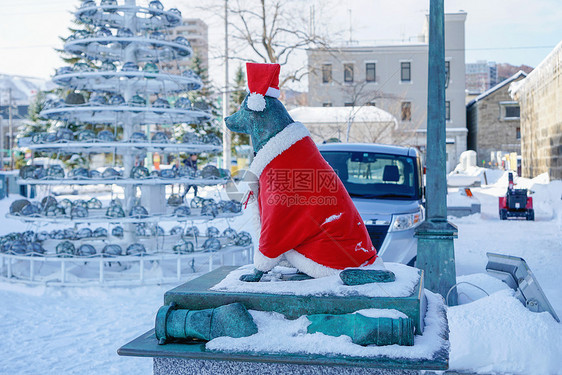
[0,245,252,287]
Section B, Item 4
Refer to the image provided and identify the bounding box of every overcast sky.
[0,0,560,87]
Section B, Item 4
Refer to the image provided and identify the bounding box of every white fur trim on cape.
[249,122,310,178]
[247,92,266,111]
[284,250,339,278]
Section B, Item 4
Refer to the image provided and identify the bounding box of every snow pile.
[449,289,562,375]
[211,263,420,298]
[207,290,447,360]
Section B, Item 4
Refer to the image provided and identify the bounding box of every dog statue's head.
[224,63,294,153]
[225,94,294,153]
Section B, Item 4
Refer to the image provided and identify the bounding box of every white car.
[318,143,425,265]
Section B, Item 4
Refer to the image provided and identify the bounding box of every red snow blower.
[499,172,534,220]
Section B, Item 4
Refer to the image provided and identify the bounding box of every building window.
[366,101,376,106]
[344,102,354,107]
[445,101,451,121]
[344,63,354,83]
[445,61,450,88]
[401,62,411,82]
[401,102,412,121]
[516,127,521,139]
[322,64,332,83]
[500,102,520,119]
[322,102,332,107]
[366,63,376,82]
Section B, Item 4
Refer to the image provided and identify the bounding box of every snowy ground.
[0,171,561,374]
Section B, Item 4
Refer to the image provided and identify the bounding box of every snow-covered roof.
[288,106,396,124]
[467,70,527,107]
[0,74,51,104]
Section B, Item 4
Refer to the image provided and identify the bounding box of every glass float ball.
[167,194,183,206]
[93,227,108,238]
[177,165,194,178]
[129,131,147,141]
[57,241,76,257]
[71,205,89,218]
[63,228,76,240]
[201,165,220,179]
[128,94,146,107]
[77,130,96,142]
[184,226,200,238]
[143,62,159,76]
[21,203,41,217]
[77,244,96,256]
[41,196,57,209]
[150,170,160,177]
[10,199,30,215]
[150,31,165,40]
[73,62,93,74]
[100,0,117,12]
[203,238,221,252]
[135,224,148,236]
[182,132,201,144]
[95,27,112,44]
[173,239,194,254]
[173,206,191,217]
[152,98,170,114]
[89,93,107,106]
[36,231,49,241]
[60,199,72,210]
[174,97,191,109]
[235,231,252,246]
[112,226,123,238]
[97,130,115,141]
[90,170,101,179]
[131,166,150,179]
[166,8,182,24]
[106,204,125,218]
[56,66,73,83]
[148,1,164,11]
[122,61,139,78]
[101,60,116,70]
[222,228,238,241]
[102,167,119,178]
[109,94,125,106]
[126,243,146,256]
[174,36,191,56]
[206,226,220,238]
[170,226,183,236]
[160,168,176,179]
[27,242,45,255]
[102,244,122,257]
[56,128,74,141]
[76,228,93,239]
[75,30,91,40]
[117,27,133,38]
[190,196,204,208]
[9,240,28,255]
[65,92,85,106]
[87,198,102,209]
[80,0,97,17]
[129,205,149,218]
[151,131,168,143]
[203,134,222,146]
[50,230,65,240]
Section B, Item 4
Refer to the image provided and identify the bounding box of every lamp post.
[414,0,458,305]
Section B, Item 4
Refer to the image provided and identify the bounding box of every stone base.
[153,357,420,375]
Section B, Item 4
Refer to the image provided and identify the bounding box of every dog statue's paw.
[239,269,265,282]
[340,269,396,286]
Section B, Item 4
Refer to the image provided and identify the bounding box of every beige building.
[306,12,467,172]
[510,42,562,180]
[163,18,208,73]
[466,71,527,166]
[288,106,397,145]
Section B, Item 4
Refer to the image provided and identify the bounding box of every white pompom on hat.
[246,63,281,111]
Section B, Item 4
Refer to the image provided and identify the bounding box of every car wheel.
[500,209,507,220]
[527,209,535,221]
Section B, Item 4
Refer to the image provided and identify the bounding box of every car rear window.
[321,151,419,200]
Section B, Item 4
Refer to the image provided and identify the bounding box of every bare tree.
[219,0,340,87]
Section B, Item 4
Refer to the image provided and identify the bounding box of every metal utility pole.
[8,88,13,170]
[222,0,232,170]
[414,0,458,305]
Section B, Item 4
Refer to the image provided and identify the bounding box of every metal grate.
[365,225,389,251]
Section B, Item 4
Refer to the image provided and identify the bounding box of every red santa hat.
[246,63,280,111]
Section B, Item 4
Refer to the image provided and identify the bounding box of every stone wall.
[469,76,525,165]
[511,42,562,179]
